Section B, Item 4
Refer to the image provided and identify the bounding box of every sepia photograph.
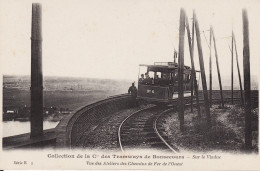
[0,0,259,170]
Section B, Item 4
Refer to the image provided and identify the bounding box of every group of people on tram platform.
[138,72,172,85]
[139,72,191,85]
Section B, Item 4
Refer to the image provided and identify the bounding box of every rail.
[153,108,179,153]
[118,105,156,152]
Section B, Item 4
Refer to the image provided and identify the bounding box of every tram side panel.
[137,84,170,102]
[137,83,192,102]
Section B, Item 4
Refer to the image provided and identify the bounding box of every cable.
[202,31,211,50]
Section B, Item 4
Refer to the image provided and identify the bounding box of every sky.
[0,0,260,83]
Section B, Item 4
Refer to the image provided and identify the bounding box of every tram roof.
[139,62,200,73]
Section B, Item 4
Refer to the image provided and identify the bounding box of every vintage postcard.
[0,0,259,170]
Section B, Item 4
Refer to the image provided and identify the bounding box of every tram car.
[137,62,197,103]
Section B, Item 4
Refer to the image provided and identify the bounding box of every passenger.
[160,74,169,85]
[143,73,152,84]
[151,77,154,84]
[145,73,150,78]
[139,74,145,83]
[154,75,160,84]
[128,82,138,107]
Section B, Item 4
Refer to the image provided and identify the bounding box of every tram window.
[148,72,154,78]
[156,72,162,78]
[187,74,191,81]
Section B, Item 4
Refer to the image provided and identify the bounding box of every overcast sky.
[0,0,259,82]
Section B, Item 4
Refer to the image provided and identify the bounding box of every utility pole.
[231,29,234,104]
[233,32,244,106]
[192,11,201,118]
[211,26,224,108]
[242,9,252,150]
[185,11,201,118]
[194,12,211,128]
[31,3,43,138]
[209,26,212,107]
[185,15,194,113]
[178,8,186,132]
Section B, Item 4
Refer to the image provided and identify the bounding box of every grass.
[163,104,258,153]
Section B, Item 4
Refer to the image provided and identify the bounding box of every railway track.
[117,102,187,152]
[70,95,252,151]
[117,96,246,152]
